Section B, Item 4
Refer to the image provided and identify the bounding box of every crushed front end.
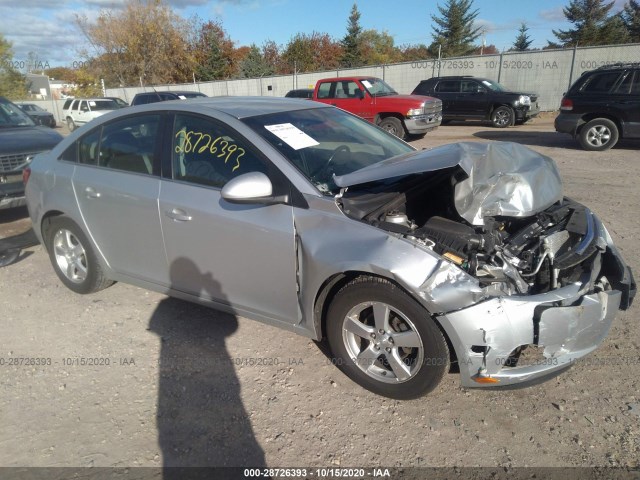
[335,142,635,387]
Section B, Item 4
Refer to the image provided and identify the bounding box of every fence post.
[567,45,578,91]
[497,51,504,82]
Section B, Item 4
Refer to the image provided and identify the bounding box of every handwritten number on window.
[175,130,245,172]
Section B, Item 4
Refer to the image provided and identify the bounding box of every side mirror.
[355,89,364,100]
[221,172,288,205]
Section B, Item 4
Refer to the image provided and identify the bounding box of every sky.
[0,0,630,70]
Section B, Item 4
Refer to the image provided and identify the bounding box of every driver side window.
[171,114,269,189]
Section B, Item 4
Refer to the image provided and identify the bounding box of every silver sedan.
[25,97,635,399]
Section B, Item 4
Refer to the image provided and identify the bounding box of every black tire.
[326,276,449,399]
[378,117,406,139]
[45,216,113,294]
[578,118,619,151]
[67,117,76,132]
[491,106,513,128]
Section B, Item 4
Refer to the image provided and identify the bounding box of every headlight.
[407,105,424,117]
[515,95,531,107]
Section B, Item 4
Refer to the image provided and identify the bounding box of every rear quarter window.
[579,72,622,93]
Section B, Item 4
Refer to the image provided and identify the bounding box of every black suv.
[0,97,63,209]
[412,76,539,128]
[130,91,207,106]
[555,63,640,151]
[285,88,313,99]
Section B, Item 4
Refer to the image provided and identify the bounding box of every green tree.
[623,0,640,41]
[360,30,403,65]
[240,44,274,78]
[340,3,364,67]
[430,0,482,57]
[512,23,533,51]
[0,35,27,99]
[282,32,342,73]
[194,20,237,80]
[552,0,620,46]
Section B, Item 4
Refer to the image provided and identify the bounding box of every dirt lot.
[1,117,639,471]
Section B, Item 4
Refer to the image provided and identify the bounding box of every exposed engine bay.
[338,168,610,298]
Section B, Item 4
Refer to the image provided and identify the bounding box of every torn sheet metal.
[335,141,563,226]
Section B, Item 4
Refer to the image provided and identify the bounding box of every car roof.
[131,96,329,119]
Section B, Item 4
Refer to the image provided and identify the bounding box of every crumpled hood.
[335,141,563,226]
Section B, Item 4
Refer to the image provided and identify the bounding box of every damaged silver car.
[25,98,635,399]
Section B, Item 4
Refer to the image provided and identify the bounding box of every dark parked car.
[130,91,207,106]
[24,97,634,399]
[17,103,56,128]
[0,96,63,209]
[285,88,313,99]
[104,97,129,108]
[555,63,640,151]
[412,76,540,128]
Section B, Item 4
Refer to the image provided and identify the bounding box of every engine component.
[385,211,412,228]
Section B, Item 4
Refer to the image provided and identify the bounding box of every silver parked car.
[25,97,635,399]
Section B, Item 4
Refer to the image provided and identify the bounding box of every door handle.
[84,187,101,198]
[165,208,192,222]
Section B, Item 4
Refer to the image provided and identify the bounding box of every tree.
[282,32,342,73]
[430,0,482,57]
[512,23,533,51]
[623,0,640,42]
[340,3,364,67]
[193,19,237,80]
[399,44,431,61]
[0,35,27,99]
[261,40,286,74]
[551,0,621,46]
[360,30,403,65]
[239,44,274,78]
[76,0,198,87]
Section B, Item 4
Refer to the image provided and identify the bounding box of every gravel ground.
[0,116,639,470]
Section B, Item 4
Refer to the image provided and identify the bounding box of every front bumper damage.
[433,216,635,388]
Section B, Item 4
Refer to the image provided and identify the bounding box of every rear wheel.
[378,117,406,139]
[45,216,113,294]
[67,117,76,131]
[326,277,449,399]
[579,118,619,151]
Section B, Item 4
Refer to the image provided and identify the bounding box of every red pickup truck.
[312,76,442,139]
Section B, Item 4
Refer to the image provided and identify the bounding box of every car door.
[71,114,168,284]
[76,101,89,126]
[158,112,299,324]
[458,80,489,118]
[434,79,461,118]
[614,70,640,138]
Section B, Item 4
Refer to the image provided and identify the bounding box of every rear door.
[614,70,640,138]
[71,114,168,284]
[433,79,461,118]
[457,79,490,118]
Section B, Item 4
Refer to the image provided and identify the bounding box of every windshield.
[243,107,414,195]
[361,78,398,97]
[0,98,36,127]
[480,79,507,92]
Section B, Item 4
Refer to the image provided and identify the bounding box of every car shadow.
[147,257,266,477]
[473,130,577,148]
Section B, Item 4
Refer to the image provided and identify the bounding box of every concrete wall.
[26,43,640,121]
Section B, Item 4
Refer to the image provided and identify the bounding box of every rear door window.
[435,80,460,93]
[580,72,622,93]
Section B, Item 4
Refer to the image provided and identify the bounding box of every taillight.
[23,167,31,185]
[560,97,573,111]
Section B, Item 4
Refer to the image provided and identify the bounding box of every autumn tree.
[261,40,286,74]
[430,0,482,57]
[193,19,238,80]
[340,3,364,67]
[76,0,198,86]
[552,0,626,46]
[360,30,403,65]
[623,0,640,41]
[239,44,274,78]
[282,32,342,73]
[399,44,431,61]
[0,34,26,99]
[512,23,533,51]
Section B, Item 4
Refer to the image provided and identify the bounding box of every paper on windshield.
[89,101,96,106]
[265,123,319,150]
[361,80,373,89]
[482,81,492,87]
[178,95,187,100]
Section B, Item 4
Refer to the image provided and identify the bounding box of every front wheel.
[45,216,113,294]
[378,117,406,139]
[67,117,76,131]
[326,277,449,399]
[491,106,513,128]
[579,118,619,151]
